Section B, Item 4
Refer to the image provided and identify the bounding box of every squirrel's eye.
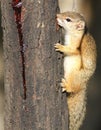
[66,18,72,22]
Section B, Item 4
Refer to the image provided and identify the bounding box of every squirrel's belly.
[64,55,81,77]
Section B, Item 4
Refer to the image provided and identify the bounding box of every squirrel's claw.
[61,78,67,92]
[54,43,62,51]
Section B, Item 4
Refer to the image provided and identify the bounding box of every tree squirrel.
[54,11,97,130]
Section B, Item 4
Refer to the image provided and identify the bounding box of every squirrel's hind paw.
[60,78,67,92]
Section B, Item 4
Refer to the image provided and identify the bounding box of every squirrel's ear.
[76,21,85,31]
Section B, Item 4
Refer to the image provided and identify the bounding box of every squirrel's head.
[56,11,86,34]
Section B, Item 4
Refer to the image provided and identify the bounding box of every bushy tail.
[68,89,86,130]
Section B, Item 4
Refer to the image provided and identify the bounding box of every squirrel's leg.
[61,74,82,93]
[61,67,93,93]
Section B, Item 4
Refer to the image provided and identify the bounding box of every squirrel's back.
[68,33,96,130]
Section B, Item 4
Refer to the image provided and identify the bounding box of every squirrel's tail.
[68,89,86,130]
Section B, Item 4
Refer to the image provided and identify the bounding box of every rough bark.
[1,0,68,130]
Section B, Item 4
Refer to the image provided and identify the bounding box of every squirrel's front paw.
[54,43,64,52]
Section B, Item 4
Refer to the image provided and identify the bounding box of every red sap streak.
[12,0,27,99]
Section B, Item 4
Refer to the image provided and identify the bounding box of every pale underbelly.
[64,55,81,78]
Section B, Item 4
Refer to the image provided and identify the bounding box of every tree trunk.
[1,0,68,130]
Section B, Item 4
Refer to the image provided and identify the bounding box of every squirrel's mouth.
[56,18,62,30]
[57,18,63,26]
